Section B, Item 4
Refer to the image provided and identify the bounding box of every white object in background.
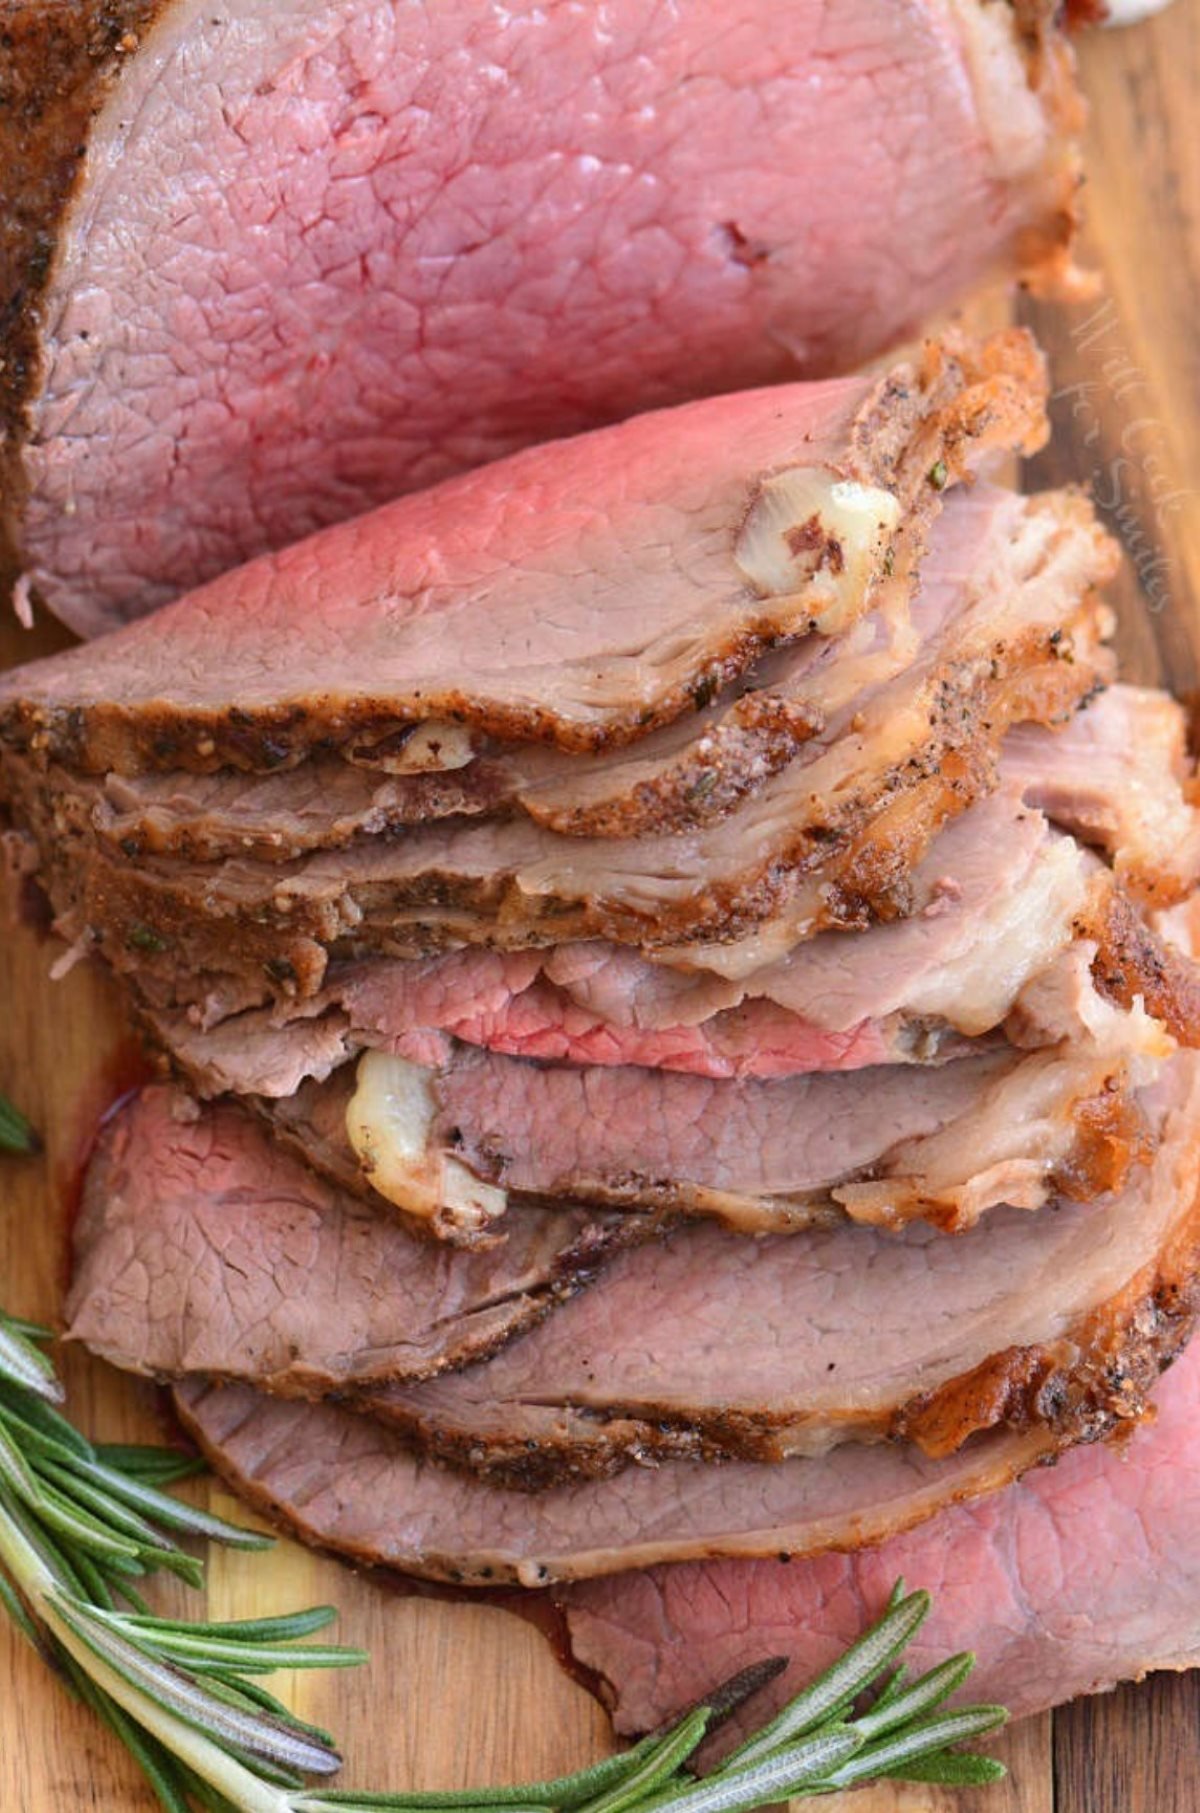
[1102,0,1177,24]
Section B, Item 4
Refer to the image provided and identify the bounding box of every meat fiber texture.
[66,1086,648,1388]
[560,1303,1200,1744]
[68,1051,1200,1482]
[162,1057,1200,1589]
[2,0,1084,634]
[0,334,1049,773]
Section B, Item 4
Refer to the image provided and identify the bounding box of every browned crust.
[0,2,169,563]
[1091,888,1200,1048]
[3,592,1115,996]
[1006,0,1095,302]
[0,333,1049,773]
[524,692,824,840]
[38,699,825,864]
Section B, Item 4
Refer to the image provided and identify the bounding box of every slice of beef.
[173,1375,1060,1589]
[71,1059,1200,1485]
[258,960,1168,1242]
[102,1054,1200,1588]
[4,607,906,862]
[54,594,947,856]
[1002,683,1200,904]
[66,1086,645,1389]
[90,759,517,859]
[144,787,1103,1094]
[0,332,1046,770]
[13,487,1116,992]
[3,3,1081,635]
[559,1315,1200,1743]
[366,1047,1196,1479]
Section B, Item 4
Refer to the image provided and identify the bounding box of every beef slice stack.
[7,326,1200,1729]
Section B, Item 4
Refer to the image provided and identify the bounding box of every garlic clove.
[345,1050,508,1237]
[734,469,901,633]
[348,719,476,773]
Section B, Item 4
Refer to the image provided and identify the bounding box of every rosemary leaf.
[0,1093,39,1155]
[94,1444,209,1486]
[718,1586,930,1769]
[572,1709,710,1813]
[52,1592,346,1779]
[76,1453,274,1549]
[819,1704,1009,1789]
[853,1651,977,1740]
[0,1323,62,1403]
[881,1752,1008,1786]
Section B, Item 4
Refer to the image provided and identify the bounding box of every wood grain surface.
[2,8,1199,1808]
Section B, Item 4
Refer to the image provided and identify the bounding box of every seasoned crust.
[1091,887,1200,1044]
[0,3,167,558]
[0,588,1115,992]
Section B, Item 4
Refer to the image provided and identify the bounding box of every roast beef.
[66,1086,644,1387]
[0,334,1045,768]
[260,956,1168,1241]
[2,4,1082,634]
[560,1315,1200,1740]
[136,724,1200,1097]
[174,1375,1058,1589]
[166,1054,1200,1587]
[71,1058,1200,1487]
[1002,684,1200,904]
[10,487,1115,995]
[138,789,1111,1095]
[40,585,962,857]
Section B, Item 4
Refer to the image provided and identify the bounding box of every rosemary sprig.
[0,1092,1007,1810]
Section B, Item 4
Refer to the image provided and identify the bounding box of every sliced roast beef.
[71,1058,1200,1486]
[167,1060,1200,1587]
[13,487,1115,992]
[137,731,1200,1097]
[1,334,1045,768]
[258,959,1168,1241]
[1002,684,1200,904]
[174,1375,1059,1589]
[4,4,1082,635]
[560,1320,1200,1741]
[358,1054,1200,1476]
[66,1086,644,1388]
[142,787,1105,1094]
[50,597,947,857]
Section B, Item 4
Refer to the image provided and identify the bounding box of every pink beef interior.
[16,0,1073,630]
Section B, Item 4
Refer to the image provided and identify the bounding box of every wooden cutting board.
[2,10,1199,1807]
